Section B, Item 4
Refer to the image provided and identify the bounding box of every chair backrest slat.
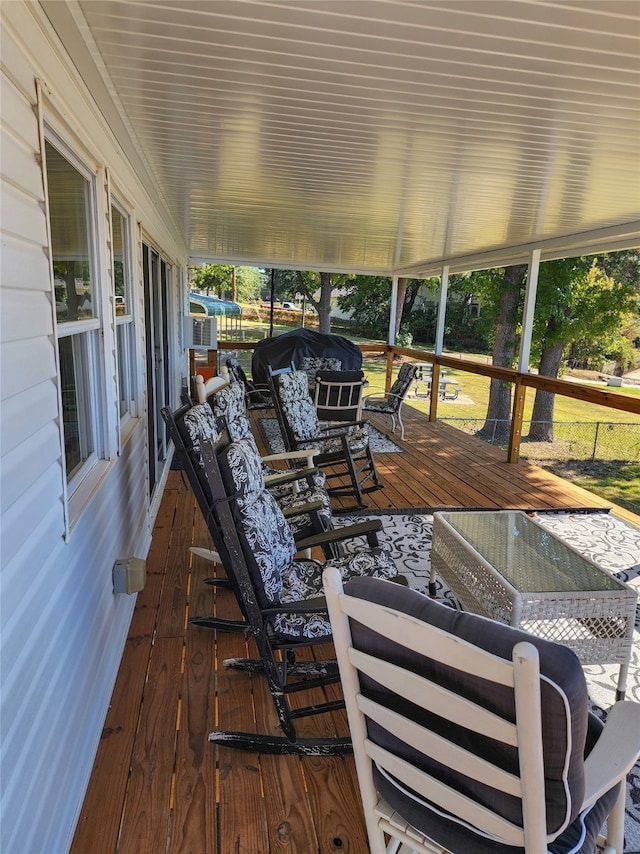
[314,369,364,422]
[365,739,526,846]
[340,593,515,685]
[350,648,518,745]
[358,695,521,796]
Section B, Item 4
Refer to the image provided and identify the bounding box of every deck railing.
[194,340,640,465]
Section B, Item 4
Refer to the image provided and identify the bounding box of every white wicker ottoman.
[430,510,637,700]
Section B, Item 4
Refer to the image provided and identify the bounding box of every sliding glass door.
[142,242,171,496]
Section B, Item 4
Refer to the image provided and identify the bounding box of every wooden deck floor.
[71,409,637,854]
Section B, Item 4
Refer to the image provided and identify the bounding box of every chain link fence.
[441,419,640,463]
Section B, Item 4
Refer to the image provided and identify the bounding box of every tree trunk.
[477,264,527,442]
[394,277,408,340]
[527,340,564,442]
[317,271,333,334]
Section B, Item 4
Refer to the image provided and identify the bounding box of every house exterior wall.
[1,5,188,851]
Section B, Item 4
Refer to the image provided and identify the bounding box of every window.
[111,203,137,420]
[45,139,101,485]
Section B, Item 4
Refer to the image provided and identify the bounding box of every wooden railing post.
[385,347,394,393]
[508,376,526,463]
[428,362,441,422]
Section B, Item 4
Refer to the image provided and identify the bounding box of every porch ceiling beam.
[396,221,640,280]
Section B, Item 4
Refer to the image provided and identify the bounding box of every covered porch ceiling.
[42,0,640,276]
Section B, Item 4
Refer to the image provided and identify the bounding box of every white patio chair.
[323,568,640,854]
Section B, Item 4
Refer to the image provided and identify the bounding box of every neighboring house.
[1,7,189,852]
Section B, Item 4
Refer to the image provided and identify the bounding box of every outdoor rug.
[335,508,640,852]
[258,417,404,455]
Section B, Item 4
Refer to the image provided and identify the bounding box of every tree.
[234,267,263,303]
[190,264,262,303]
[295,270,354,334]
[527,258,638,441]
[190,263,232,297]
[336,275,424,341]
[475,265,528,441]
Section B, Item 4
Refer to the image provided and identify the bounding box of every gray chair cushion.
[342,577,620,854]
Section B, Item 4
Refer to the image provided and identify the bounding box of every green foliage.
[403,305,437,344]
[190,264,262,303]
[533,258,638,372]
[396,328,413,347]
[264,268,298,301]
[190,263,232,297]
[234,267,263,302]
[337,275,392,338]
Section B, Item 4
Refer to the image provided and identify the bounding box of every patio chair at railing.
[270,368,383,509]
[192,431,400,753]
[363,361,418,440]
[323,569,640,854]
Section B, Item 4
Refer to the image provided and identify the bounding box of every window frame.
[109,195,139,435]
[44,129,111,527]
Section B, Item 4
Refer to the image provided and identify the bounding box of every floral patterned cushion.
[273,547,398,638]
[362,397,394,413]
[182,404,220,471]
[299,356,342,387]
[211,381,252,441]
[219,437,297,605]
[316,422,369,454]
[277,487,333,534]
[278,370,320,442]
[211,379,328,501]
[278,370,370,454]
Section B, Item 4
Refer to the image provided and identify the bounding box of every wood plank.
[214,580,270,851]
[156,484,196,638]
[117,636,183,854]
[169,519,217,854]
[70,632,153,854]
[251,678,318,854]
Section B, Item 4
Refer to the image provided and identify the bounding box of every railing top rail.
[215,340,640,417]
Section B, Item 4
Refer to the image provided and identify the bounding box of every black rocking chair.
[270,368,382,509]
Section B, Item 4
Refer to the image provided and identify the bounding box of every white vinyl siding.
[0,5,188,853]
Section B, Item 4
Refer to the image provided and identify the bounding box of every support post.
[518,249,540,373]
[386,275,399,391]
[434,265,449,357]
[429,266,449,421]
[388,275,398,347]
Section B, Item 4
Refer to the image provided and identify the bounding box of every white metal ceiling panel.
[43,0,640,273]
